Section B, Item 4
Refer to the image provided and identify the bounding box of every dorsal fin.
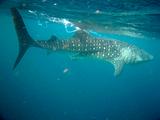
[49,35,57,41]
[73,30,91,43]
[46,35,58,44]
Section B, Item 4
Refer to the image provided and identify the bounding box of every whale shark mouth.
[137,49,154,61]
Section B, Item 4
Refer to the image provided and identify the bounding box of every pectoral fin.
[111,60,124,76]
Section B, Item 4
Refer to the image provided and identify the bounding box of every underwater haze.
[0,0,160,120]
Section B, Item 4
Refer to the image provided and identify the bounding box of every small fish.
[63,68,69,74]
[11,8,153,76]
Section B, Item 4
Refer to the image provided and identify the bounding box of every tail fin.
[11,8,37,69]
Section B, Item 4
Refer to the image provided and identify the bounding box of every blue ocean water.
[0,0,160,120]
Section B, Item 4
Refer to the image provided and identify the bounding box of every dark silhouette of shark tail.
[11,8,39,70]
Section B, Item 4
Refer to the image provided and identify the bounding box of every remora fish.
[11,8,153,76]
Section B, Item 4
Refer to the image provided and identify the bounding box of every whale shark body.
[11,8,153,76]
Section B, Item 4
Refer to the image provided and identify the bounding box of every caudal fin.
[11,8,37,69]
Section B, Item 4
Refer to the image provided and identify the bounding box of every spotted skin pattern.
[35,30,153,76]
[11,7,153,75]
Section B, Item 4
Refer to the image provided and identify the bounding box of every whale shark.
[11,8,153,76]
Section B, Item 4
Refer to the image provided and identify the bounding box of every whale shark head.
[134,48,153,62]
[120,45,153,64]
[109,44,153,76]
